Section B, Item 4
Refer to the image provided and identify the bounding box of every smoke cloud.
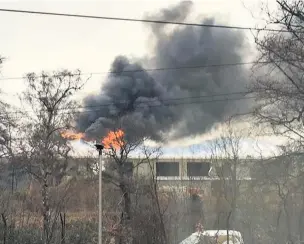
[77,1,251,142]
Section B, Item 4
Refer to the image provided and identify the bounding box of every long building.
[102,157,254,197]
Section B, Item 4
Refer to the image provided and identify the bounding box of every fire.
[60,130,85,140]
[102,129,125,149]
[60,128,125,150]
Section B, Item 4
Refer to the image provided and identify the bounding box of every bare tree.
[250,0,304,146]
[0,57,34,244]
[100,129,167,244]
[18,70,85,244]
[208,119,249,234]
[0,57,16,161]
[249,3,304,242]
[251,145,304,244]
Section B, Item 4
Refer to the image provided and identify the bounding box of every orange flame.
[60,130,85,140]
[102,129,125,149]
[60,129,125,150]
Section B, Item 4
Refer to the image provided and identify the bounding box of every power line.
[72,96,255,114]
[3,95,255,142]
[3,91,251,114]
[55,91,251,111]
[3,94,255,117]
[0,60,293,81]
[0,8,294,33]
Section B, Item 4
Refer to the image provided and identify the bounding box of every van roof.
[179,230,243,244]
[203,230,242,237]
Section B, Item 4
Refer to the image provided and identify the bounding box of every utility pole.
[95,143,104,244]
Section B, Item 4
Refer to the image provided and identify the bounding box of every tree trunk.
[151,179,167,244]
[11,165,15,193]
[298,188,304,243]
[119,182,132,244]
[41,173,50,244]
[299,205,304,243]
[226,211,232,244]
[231,161,237,229]
[60,212,66,244]
[2,213,7,244]
[284,199,293,244]
[121,184,131,221]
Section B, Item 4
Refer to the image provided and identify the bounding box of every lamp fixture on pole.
[95,143,104,244]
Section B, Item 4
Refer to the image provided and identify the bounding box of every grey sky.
[0,0,280,155]
[0,0,275,104]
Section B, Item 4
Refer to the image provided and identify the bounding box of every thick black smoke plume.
[77,1,250,141]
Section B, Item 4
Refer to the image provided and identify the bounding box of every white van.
[179,230,244,244]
